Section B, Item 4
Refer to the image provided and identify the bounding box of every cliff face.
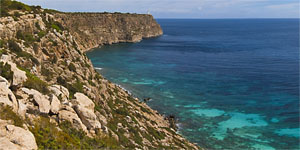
[0,1,198,149]
[55,13,163,51]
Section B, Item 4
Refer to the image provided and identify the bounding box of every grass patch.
[29,117,119,149]
[56,76,84,99]
[147,126,166,140]
[22,68,50,95]
[37,31,46,38]
[0,105,24,127]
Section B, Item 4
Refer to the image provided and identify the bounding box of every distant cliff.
[55,13,163,52]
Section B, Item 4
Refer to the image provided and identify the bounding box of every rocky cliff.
[55,13,163,52]
[0,0,198,149]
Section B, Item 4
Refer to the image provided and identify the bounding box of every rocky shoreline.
[0,0,199,149]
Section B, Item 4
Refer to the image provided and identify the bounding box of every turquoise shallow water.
[87,19,299,149]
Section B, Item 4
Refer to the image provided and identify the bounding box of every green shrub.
[0,62,14,82]
[0,0,33,17]
[37,31,46,38]
[13,11,21,17]
[0,105,24,127]
[88,80,96,86]
[115,107,130,116]
[41,65,52,81]
[56,76,83,99]
[23,69,49,95]
[8,40,22,52]
[68,63,76,72]
[51,24,61,32]
[35,22,41,30]
[16,30,36,46]
[8,40,39,65]
[0,49,8,57]
[29,117,118,149]
[147,126,165,140]
[0,40,4,48]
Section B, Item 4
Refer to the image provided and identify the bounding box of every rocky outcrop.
[0,119,37,150]
[58,107,88,132]
[21,88,50,114]
[55,13,163,52]
[72,93,101,131]
[49,85,69,103]
[0,76,18,112]
[0,55,27,86]
[0,1,198,149]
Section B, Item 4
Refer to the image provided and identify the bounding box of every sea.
[86,19,299,149]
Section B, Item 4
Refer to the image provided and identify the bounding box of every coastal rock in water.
[21,88,50,114]
[0,119,37,150]
[0,76,18,112]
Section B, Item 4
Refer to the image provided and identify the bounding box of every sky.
[18,0,299,18]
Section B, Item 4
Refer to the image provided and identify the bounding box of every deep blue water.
[87,19,300,149]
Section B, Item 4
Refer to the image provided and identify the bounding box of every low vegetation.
[21,67,50,95]
[29,117,119,149]
[0,62,14,83]
[0,105,24,127]
[8,40,39,65]
[57,76,84,98]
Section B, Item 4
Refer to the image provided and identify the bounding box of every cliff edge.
[0,0,198,149]
[55,13,163,52]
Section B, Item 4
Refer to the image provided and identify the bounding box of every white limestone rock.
[72,93,101,130]
[21,88,50,113]
[0,76,18,112]
[0,55,27,86]
[49,85,69,102]
[0,119,37,150]
[50,95,60,114]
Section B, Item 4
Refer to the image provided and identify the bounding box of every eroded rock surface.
[0,119,37,150]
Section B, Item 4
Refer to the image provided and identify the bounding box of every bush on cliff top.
[1,0,32,17]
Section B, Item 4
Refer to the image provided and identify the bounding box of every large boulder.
[73,93,94,109]
[21,88,50,114]
[0,119,37,150]
[0,76,18,112]
[58,107,87,132]
[72,93,101,130]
